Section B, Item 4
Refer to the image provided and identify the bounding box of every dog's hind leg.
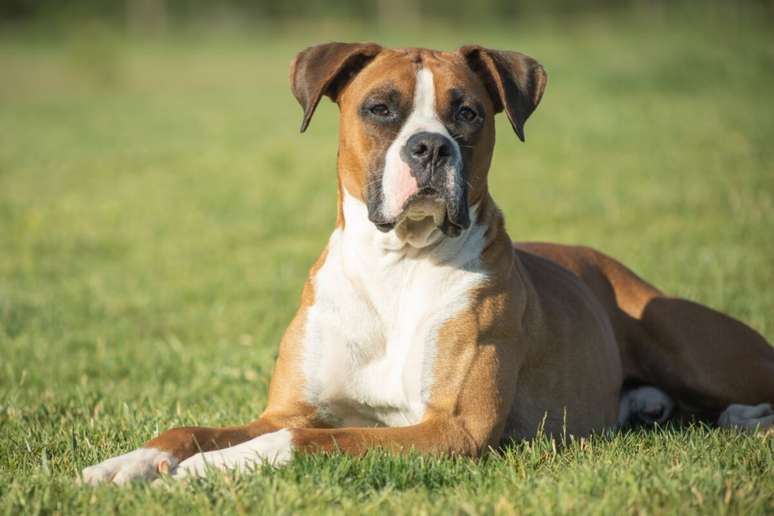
[586,252,774,428]
[515,243,774,429]
[626,296,774,426]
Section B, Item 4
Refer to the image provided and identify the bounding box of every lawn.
[1,5,773,515]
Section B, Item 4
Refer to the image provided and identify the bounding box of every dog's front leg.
[82,299,320,485]
[171,418,486,479]
[174,325,522,479]
[81,415,299,485]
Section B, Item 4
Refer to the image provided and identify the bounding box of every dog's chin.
[376,193,467,246]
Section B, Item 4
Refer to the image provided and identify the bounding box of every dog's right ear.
[458,46,546,142]
[290,42,383,132]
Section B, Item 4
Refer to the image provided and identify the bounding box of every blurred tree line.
[3,0,771,27]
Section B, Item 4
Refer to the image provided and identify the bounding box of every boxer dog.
[83,43,774,485]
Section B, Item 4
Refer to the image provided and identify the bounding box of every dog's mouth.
[374,187,469,238]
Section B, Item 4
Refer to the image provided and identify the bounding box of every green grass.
[1,5,773,515]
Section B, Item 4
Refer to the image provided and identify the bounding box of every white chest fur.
[301,194,488,427]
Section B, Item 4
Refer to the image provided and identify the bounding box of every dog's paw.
[718,403,774,431]
[618,386,674,427]
[170,447,255,480]
[170,430,294,480]
[169,452,213,480]
[81,448,178,485]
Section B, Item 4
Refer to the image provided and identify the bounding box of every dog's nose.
[402,132,454,185]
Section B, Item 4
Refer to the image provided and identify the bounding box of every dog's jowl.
[82,43,774,485]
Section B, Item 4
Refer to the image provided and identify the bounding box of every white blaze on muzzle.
[381,67,461,222]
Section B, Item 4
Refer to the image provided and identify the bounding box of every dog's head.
[290,43,546,244]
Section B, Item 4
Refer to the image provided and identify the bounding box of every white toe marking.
[718,403,774,430]
[172,429,294,479]
[81,447,177,485]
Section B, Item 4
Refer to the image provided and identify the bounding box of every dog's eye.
[456,106,477,122]
[370,104,390,117]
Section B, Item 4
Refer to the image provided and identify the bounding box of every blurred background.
[7,0,769,28]
[0,0,773,407]
[2,4,773,511]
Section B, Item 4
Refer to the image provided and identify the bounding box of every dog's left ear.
[458,46,547,142]
[290,42,383,132]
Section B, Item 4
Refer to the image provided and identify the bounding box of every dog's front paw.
[166,430,295,481]
[170,449,244,480]
[82,447,178,485]
[169,452,212,480]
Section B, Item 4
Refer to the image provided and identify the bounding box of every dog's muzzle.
[369,132,470,237]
